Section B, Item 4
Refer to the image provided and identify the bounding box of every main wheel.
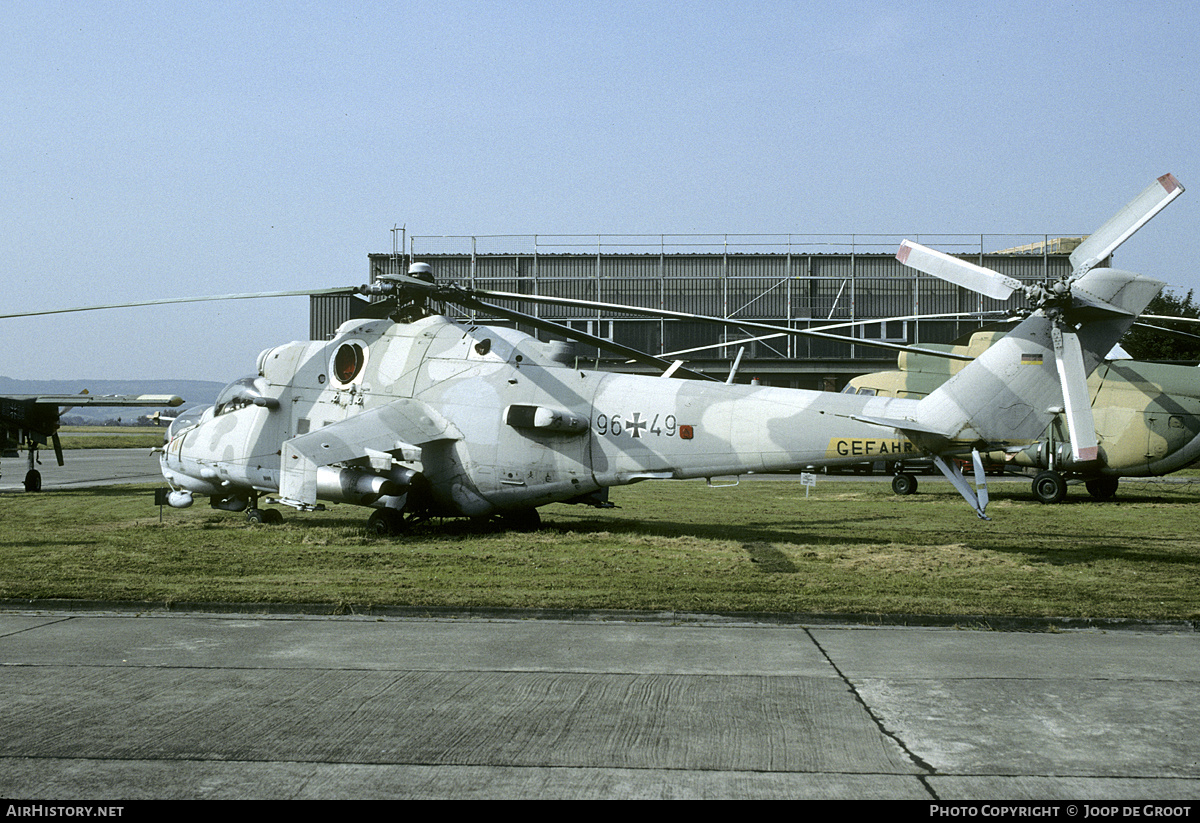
[367,509,411,537]
[501,508,542,532]
[1085,476,1119,501]
[23,469,41,493]
[891,473,918,496]
[1032,470,1068,504]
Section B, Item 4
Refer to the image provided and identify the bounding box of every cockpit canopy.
[214,376,278,416]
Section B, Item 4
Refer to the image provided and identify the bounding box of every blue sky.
[2,0,1196,382]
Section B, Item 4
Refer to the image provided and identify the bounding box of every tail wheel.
[891,473,918,496]
[1032,470,1068,504]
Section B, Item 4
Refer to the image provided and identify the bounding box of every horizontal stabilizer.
[845,413,956,440]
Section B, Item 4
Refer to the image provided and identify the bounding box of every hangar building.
[311,233,1081,390]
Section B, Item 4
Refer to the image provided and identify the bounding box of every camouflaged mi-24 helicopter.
[4,176,1179,528]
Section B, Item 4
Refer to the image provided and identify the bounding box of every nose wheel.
[246,507,284,525]
[244,492,284,524]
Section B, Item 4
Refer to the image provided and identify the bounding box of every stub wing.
[279,398,462,507]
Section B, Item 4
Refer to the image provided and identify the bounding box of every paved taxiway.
[0,610,1197,800]
[0,448,164,492]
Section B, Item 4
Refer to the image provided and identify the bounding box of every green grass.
[2,477,1199,620]
[52,426,166,449]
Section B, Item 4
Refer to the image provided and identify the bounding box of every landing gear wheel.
[263,508,284,524]
[891,473,918,495]
[23,469,41,493]
[367,509,412,537]
[246,508,266,524]
[1085,476,1119,501]
[501,508,542,532]
[1032,470,1067,504]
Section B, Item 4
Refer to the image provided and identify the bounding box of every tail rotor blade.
[1051,326,1099,463]
[971,448,990,512]
[896,240,1023,301]
[1069,173,1184,279]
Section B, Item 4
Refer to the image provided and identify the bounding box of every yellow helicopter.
[845,324,1200,503]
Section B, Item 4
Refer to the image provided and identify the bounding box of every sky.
[2,0,1197,383]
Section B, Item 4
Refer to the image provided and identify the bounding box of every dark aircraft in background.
[2,391,182,491]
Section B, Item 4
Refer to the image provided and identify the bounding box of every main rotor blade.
[1069,173,1184,279]
[653,310,1009,360]
[1131,321,1200,344]
[1051,325,1099,463]
[896,240,1023,301]
[1141,314,1200,326]
[393,275,976,362]
[450,293,718,381]
[0,287,360,320]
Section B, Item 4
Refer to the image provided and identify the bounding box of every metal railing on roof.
[408,233,1084,257]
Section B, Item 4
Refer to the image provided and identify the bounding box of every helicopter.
[6,175,1180,530]
[146,175,1178,530]
[1,390,182,491]
[844,326,1200,503]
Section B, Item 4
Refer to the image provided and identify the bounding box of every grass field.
[53,426,166,449]
[2,476,1198,620]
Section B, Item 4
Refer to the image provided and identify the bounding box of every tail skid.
[934,450,991,520]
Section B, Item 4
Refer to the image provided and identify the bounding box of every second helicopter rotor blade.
[1051,324,1100,463]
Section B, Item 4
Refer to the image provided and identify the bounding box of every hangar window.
[858,320,908,342]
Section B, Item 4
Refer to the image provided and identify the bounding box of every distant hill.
[0,376,223,424]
